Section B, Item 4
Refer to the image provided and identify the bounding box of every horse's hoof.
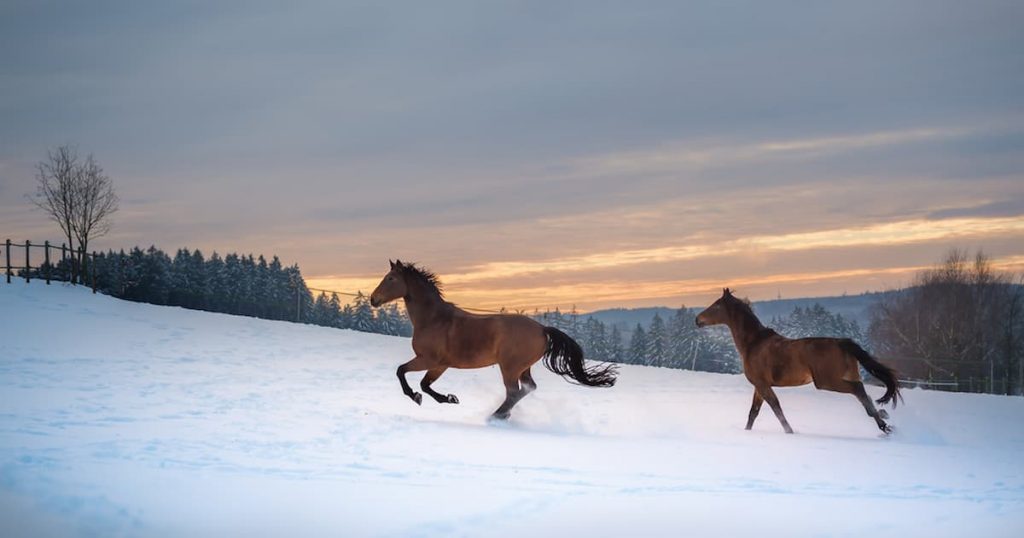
[446,394,459,404]
[878,410,890,419]
[881,424,894,436]
[490,411,510,421]
[412,392,422,405]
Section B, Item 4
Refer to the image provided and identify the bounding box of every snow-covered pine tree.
[138,246,172,305]
[351,292,376,333]
[339,303,354,330]
[582,317,609,361]
[646,313,667,367]
[253,255,270,319]
[667,306,699,369]
[205,252,226,311]
[629,324,648,365]
[608,324,625,363]
[327,293,343,328]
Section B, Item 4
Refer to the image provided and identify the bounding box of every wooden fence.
[2,238,98,292]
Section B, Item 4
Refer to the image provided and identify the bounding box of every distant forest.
[29,245,412,337]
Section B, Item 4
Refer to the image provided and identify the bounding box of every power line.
[302,284,527,314]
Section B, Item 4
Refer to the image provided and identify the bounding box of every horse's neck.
[402,283,449,329]
[726,310,766,358]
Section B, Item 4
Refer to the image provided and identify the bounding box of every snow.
[1,283,1023,537]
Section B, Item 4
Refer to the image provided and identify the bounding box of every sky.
[1,1,1023,312]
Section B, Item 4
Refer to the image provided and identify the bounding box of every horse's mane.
[723,291,775,338]
[397,261,444,297]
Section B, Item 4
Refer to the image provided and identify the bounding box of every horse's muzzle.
[695,318,706,328]
[369,297,381,307]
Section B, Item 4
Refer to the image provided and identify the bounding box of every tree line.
[31,245,412,337]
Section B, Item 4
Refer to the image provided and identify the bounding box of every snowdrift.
[1,283,1022,537]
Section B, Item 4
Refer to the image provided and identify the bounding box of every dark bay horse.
[370,260,616,420]
[696,288,902,434]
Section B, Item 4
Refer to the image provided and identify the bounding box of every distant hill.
[587,291,896,332]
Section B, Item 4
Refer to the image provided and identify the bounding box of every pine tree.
[205,252,226,311]
[188,249,207,310]
[667,306,699,369]
[608,324,625,363]
[629,324,648,365]
[647,313,667,367]
[351,292,376,333]
[327,293,343,328]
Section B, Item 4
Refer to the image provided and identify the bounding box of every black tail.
[840,340,903,408]
[542,327,617,387]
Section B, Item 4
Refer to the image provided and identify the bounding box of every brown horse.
[370,260,616,420]
[696,288,901,434]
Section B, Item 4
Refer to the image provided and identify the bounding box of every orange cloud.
[308,214,1024,312]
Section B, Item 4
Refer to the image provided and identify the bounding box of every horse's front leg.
[421,367,459,404]
[397,356,433,405]
[745,389,764,430]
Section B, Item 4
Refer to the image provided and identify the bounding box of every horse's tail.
[542,327,617,387]
[840,339,903,408]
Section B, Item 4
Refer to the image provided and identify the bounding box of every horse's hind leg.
[745,389,764,430]
[491,365,528,420]
[758,386,794,434]
[397,356,432,405]
[848,381,892,434]
[520,368,537,395]
[421,368,459,404]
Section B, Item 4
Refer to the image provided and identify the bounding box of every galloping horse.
[696,288,902,434]
[370,260,616,420]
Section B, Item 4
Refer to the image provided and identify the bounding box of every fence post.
[91,251,97,293]
[24,240,30,283]
[4,239,10,284]
[44,241,51,285]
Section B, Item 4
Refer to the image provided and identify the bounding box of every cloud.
[2,1,1022,310]
[928,198,1024,220]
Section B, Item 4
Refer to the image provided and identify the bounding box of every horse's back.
[778,336,862,390]
[444,312,546,368]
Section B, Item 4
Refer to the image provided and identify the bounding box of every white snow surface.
[1,283,1022,537]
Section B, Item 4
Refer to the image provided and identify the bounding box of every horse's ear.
[395,259,403,268]
[723,287,732,296]
[389,259,396,269]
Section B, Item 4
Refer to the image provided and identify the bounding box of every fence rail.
[3,239,98,291]
[900,376,1012,395]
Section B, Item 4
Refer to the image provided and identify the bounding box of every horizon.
[2,1,1022,312]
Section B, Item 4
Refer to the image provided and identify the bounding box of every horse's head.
[695,288,735,328]
[370,259,408,307]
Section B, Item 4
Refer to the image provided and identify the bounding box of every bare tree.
[31,145,81,280]
[868,249,1023,394]
[30,145,118,282]
[71,154,118,277]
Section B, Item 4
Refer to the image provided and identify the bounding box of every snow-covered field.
[1,283,1022,537]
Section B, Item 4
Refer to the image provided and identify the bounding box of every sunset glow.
[306,215,1024,311]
